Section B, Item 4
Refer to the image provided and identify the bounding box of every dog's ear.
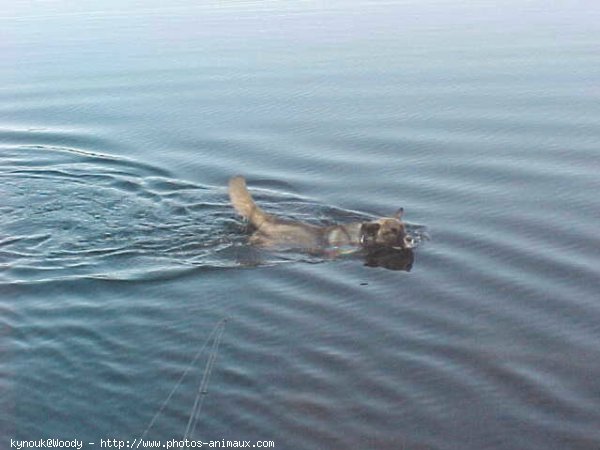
[394,208,404,219]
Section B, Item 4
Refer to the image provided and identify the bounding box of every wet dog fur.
[228,176,413,253]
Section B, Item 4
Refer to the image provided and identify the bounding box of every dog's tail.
[228,176,271,229]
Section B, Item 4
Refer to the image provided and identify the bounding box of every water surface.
[2,1,600,449]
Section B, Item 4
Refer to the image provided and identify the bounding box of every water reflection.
[363,247,414,271]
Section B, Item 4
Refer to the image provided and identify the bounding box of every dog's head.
[360,208,414,249]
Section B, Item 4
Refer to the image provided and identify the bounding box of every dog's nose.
[404,236,415,248]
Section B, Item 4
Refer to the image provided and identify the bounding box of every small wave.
[0,145,243,283]
[0,145,426,283]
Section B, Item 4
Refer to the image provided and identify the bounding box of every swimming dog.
[228,176,413,253]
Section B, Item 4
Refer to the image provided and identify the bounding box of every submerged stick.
[184,319,227,440]
[138,318,228,442]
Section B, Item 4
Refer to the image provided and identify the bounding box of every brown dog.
[229,176,413,253]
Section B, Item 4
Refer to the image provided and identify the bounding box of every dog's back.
[228,176,324,248]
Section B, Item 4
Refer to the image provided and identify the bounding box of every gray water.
[2,1,600,449]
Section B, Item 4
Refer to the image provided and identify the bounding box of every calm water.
[2,1,600,449]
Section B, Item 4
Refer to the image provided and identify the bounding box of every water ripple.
[0,144,243,283]
[0,144,425,284]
